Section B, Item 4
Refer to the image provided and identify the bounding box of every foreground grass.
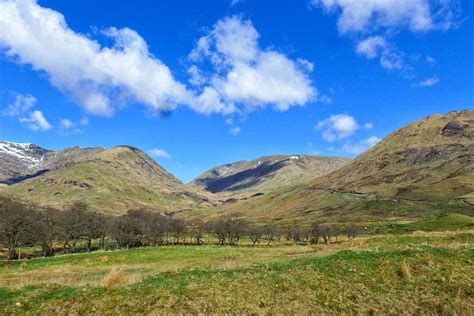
[1,232,473,314]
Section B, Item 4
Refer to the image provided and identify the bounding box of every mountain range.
[1,110,473,222]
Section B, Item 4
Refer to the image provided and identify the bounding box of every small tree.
[262,225,278,245]
[320,225,335,244]
[248,225,264,246]
[346,225,358,240]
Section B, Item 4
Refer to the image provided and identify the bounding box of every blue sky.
[0,0,473,182]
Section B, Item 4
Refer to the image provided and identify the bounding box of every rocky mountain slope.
[310,110,474,202]
[0,141,103,185]
[1,145,215,215]
[190,155,350,196]
[183,111,474,224]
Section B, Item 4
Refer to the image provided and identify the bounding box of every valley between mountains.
[1,110,473,224]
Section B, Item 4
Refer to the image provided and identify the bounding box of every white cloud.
[316,114,359,142]
[59,116,88,134]
[342,136,381,155]
[0,0,193,117]
[187,65,206,86]
[316,114,374,142]
[149,148,171,159]
[2,92,52,131]
[312,0,459,34]
[364,122,374,129]
[228,126,241,136]
[19,110,52,131]
[416,77,440,87]
[312,0,460,75]
[2,93,37,117]
[356,36,404,70]
[189,16,316,113]
[356,36,387,59]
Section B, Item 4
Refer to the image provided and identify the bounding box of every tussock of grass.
[101,267,125,287]
[400,260,411,280]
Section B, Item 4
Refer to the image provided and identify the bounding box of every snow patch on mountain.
[0,141,45,169]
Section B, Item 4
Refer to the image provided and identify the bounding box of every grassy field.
[1,230,473,314]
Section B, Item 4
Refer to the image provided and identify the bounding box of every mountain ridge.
[190,154,351,196]
[0,144,216,215]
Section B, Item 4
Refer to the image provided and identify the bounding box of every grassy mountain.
[190,155,350,196]
[1,146,214,215]
[183,111,474,224]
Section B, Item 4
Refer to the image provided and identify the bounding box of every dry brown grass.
[101,267,125,287]
[400,260,411,280]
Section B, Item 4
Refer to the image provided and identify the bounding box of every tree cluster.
[0,197,359,260]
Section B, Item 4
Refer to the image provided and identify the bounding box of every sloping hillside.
[1,146,215,215]
[310,110,474,202]
[183,111,474,224]
[190,155,350,196]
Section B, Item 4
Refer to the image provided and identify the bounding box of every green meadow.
[1,230,473,314]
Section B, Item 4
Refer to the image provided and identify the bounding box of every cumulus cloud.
[315,114,359,142]
[189,16,316,113]
[59,116,89,134]
[19,110,52,131]
[149,148,171,159]
[316,114,374,142]
[416,77,440,87]
[342,136,381,155]
[0,0,192,117]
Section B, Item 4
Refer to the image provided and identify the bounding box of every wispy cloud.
[416,77,440,87]
[149,148,171,159]
[59,116,89,134]
[2,92,52,132]
[228,126,241,136]
[312,0,460,78]
[19,110,53,132]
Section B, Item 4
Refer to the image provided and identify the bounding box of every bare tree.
[0,197,34,260]
[320,225,335,244]
[34,208,60,257]
[289,223,303,244]
[248,225,264,246]
[346,225,358,240]
[262,225,278,245]
[188,219,205,245]
[169,218,186,244]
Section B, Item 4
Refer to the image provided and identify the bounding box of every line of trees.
[0,197,358,260]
